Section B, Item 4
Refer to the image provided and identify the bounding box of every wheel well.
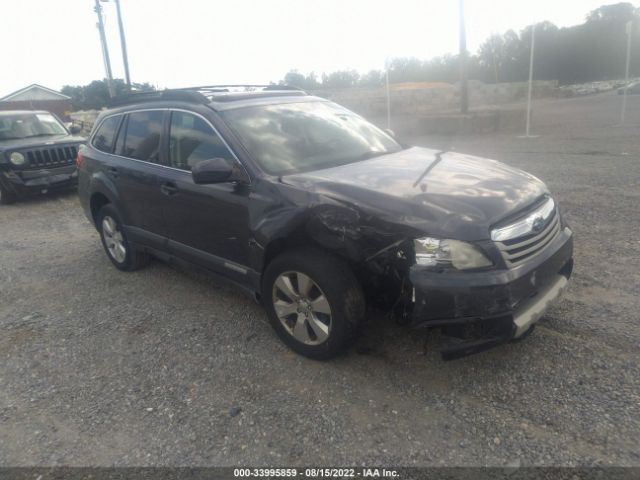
[262,227,412,312]
[262,220,346,273]
[262,235,307,273]
[261,225,362,275]
[90,193,110,228]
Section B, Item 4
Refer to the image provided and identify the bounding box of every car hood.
[280,146,549,241]
[0,134,85,151]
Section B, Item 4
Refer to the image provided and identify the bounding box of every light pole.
[524,24,536,137]
[94,0,116,97]
[459,0,469,114]
[113,0,131,88]
[385,59,391,130]
[621,20,633,125]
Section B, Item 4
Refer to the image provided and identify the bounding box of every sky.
[1,0,635,96]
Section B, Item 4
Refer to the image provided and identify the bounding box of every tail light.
[75,149,85,168]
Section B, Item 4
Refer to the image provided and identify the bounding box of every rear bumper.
[409,227,573,359]
[0,165,78,196]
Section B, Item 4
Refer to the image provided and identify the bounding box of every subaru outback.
[78,86,573,360]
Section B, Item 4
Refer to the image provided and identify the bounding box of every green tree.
[321,70,360,88]
[280,70,320,90]
[61,79,155,110]
[278,2,640,88]
[359,69,384,87]
[478,34,505,82]
[587,2,638,22]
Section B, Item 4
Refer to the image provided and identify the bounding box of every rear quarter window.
[92,115,121,153]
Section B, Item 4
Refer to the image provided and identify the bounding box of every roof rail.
[176,84,305,93]
[107,85,308,108]
[171,85,309,103]
[107,89,209,108]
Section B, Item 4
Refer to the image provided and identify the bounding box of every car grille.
[493,199,561,267]
[24,146,78,169]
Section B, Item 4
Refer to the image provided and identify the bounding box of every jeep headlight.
[9,152,25,166]
[414,237,492,270]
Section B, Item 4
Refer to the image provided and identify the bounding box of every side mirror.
[69,125,82,135]
[192,158,234,184]
[384,128,396,138]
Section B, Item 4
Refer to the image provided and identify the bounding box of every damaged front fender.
[247,178,420,275]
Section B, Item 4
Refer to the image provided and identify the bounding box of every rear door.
[158,110,252,280]
[111,109,168,250]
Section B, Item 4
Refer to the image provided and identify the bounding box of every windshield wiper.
[353,150,391,161]
[412,151,446,188]
[23,133,60,138]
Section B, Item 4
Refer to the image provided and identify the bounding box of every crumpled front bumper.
[1,165,78,196]
[409,227,574,360]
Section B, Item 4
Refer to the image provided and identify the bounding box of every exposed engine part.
[365,239,405,262]
[356,240,416,321]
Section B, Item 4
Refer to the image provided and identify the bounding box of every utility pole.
[114,0,132,88]
[525,24,536,137]
[386,60,391,130]
[459,0,469,114]
[621,20,633,125]
[94,0,116,97]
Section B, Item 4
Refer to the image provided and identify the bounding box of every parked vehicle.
[617,81,640,95]
[0,111,84,204]
[78,86,573,360]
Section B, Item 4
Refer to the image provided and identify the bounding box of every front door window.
[168,111,235,170]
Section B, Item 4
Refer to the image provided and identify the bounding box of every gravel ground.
[0,91,639,467]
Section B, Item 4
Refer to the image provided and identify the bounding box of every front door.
[159,110,251,280]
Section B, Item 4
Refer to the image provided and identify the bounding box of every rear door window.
[121,111,164,163]
[92,115,122,153]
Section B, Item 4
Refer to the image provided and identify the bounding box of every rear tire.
[262,248,365,360]
[0,184,17,205]
[97,204,150,271]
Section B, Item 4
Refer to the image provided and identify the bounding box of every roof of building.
[0,84,71,102]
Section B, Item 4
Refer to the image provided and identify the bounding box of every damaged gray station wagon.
[78,86,573,360]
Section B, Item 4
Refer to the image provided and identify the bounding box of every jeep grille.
[24,146,78,169]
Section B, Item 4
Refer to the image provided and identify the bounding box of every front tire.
[0,184,17,205]
[97,204,150,271]
[262,248,365,360]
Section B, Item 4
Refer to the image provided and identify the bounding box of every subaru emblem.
[531,216,544,233]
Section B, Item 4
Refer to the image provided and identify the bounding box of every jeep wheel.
[263,248,365,360]
[98,204,150,271]
[0,184,17,205]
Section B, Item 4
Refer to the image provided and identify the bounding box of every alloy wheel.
[102,216,127,263]
[272,271,332,345]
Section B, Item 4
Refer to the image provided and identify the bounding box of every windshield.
[0,113,67,141]
[221,101,402,175]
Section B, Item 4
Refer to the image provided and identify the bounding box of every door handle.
[160,181,178,196]
[107,166,119,177]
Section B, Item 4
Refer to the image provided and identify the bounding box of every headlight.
[9,152,25,166]
[414,237,492,270]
